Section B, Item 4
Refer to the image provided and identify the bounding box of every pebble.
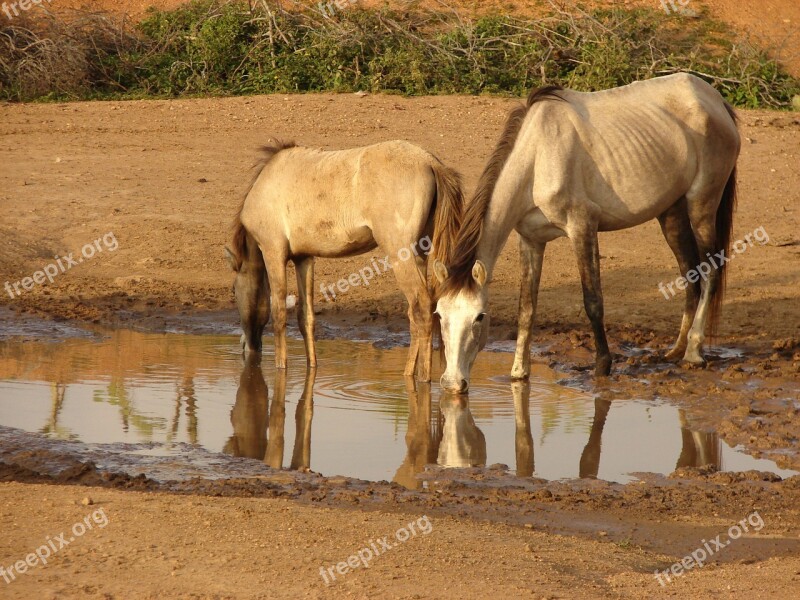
[81,497,93,506]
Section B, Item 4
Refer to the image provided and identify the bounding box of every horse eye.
[475,313,486,323]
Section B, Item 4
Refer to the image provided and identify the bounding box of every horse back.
[525,73,739,229]
[240,141,438,258]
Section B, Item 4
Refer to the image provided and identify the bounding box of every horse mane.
[438,85,564,296]
[230,140,296,270]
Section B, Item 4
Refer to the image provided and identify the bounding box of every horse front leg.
[394,258,432,382]
[294,256,317,368]
[268,261,289,370]
[570,227,612,376]
[511,238,546,380]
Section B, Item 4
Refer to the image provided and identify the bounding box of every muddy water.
[0,329,796,487]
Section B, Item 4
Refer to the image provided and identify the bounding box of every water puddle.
[0,329,796,487]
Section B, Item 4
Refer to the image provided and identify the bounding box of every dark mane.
[230,140,296,270]
[438,85,564,296]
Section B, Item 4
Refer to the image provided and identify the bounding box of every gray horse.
[434,74,740,392]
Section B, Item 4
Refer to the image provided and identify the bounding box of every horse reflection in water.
[224,355,314,471]
[437,394,487,468]
[394,380,489,489]
[675,410,721,470]
[393,380,439,490]
[395,381,721,487]
[223,355,269,459]
[577,399,722,479]
[225,362,720,484]
[512,381,534,477]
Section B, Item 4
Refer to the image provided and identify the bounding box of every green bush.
[0,0,797,108]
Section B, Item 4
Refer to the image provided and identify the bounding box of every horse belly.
[595,181,688,232]
[290,224,377,258]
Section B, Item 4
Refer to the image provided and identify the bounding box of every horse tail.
[429,162,465,359]
[709,103,739,334]
[709,163,737,334]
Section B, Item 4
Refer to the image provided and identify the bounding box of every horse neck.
[474,165,529,278]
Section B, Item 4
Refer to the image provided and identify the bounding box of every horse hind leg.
[683,191,725,365]
[294,256,317,368]
[569,224,612,377]
[657,198,701,361]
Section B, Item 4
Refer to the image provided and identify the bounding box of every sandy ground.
[0,477,799,599]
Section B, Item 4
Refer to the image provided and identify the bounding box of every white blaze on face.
[434,260,490,393]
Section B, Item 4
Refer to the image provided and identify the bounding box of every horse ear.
[224,246,239,272]
[433,259,449,284]
[472,260,487,288]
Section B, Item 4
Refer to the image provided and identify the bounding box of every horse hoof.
[682,348,706,367]
[664,347,685,362]
[682,356,707,368]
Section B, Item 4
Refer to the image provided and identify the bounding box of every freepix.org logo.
[1,0,53,21]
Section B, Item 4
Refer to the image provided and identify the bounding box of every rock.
[81,496,93,506]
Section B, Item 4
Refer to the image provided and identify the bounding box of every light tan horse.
[434,74,740,392]
[225,140,464,381]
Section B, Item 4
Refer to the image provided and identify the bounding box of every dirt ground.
[0,479,798,599]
